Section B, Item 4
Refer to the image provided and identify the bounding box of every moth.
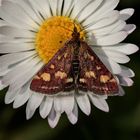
[30,26,119,96]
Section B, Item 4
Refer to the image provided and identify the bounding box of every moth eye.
[59,41,62,43]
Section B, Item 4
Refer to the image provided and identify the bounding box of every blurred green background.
[0,0,140,140]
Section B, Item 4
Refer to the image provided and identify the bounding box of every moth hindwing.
[30,27,119,95]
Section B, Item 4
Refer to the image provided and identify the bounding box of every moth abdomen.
[72,59,80,74]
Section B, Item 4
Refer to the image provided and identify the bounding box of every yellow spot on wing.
[96,66,101,70]
[66,78,73,83]
[50,64,55,69]
[55,71,67,79]
[90,56,94,61]
[80,78,86,83]
[64,53,68,58]
[85,71,96,78]
[58,56,61,60]
[41,73,51,81]
[100,75,110,83]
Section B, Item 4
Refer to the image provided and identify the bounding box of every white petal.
[83,0,119,26]
[100,44,139,55]
[123,24,136,34]
[76,94,91,115]
[2,57,39,86]
[0,42,35,53]
[118,86,125,96]
[93,20,126,36]
[0,19,9,26]
[86,11,120,31]
[71,0,91,19]
[30,0,51,19]
[0,51,36,69]
[0,26,35,38]
[67,102,78,124]
[98,49,130,64]
[120,8,134,21]
[0,67,9,76]
[77,0,103,22]
[35,0,51,18]
[94,31,128,46]
[0,80,5,90]
[0,34,13,43]
[93,47,121,74]
[54,96,62,113]
[110,21,127,33]
[56,0,63,16]
[28,0,44,21]
[14,0,42,25]
[118,76,133,87]
[26,93,44,120]
[5,88,20,104]
[48,0,58,16]
[62,0,74,16]
[13,82,31,108]
[0,1,38,30]
[0,37,33,44]
[6,61,44,92]
[88,93,109,112]
[119,65,135,78]
[48,106,61,128]
[60,94,75,115]
[39,96,53,119]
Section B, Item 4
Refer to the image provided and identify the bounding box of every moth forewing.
[30,43,75,95]
[78,41,119,95]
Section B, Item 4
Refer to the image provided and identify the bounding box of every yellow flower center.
[35,16,85,63]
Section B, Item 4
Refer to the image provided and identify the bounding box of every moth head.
[72,27,80,39]
[71,24,80,40]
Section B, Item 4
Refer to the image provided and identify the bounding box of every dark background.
[0,0,140,140]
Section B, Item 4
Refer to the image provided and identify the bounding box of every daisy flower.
[0,0,138,128]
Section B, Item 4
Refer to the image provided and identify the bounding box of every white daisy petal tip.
[118,86,125,96]
[120,8,135,21]
[39,97,53,119]
[67,113,78,125]
[67,102,78,124]
[60,94,75,115]
[26,107,35,120]
[25,92,44,120]
[126,44,139,55]
[124,24,136,34]
[48,114,61,128]
[88,93,109,112]
[48,107,61,128]
[117,44,139,55]
[4,88,20,104]
[0,80,6,90]
[119,76,134,87]
[13,89,31,109]
[76,94,91,116]
[119,65,135,78]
